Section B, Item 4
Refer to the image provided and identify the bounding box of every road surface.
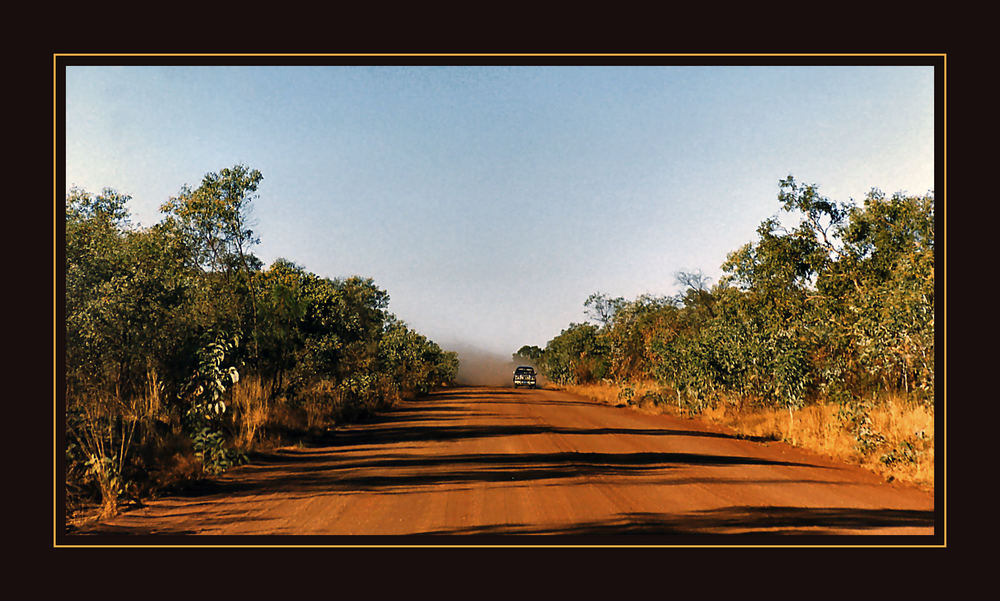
[72,386,936,541]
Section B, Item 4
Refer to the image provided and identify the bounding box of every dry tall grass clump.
[558,382,620,405]
[861,396,934,486]
[229,376,270,451]
[559,380,662,408]
[300,380,339,430]
[67,367,180,519]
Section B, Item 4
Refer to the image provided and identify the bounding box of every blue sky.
[64,64,935,358]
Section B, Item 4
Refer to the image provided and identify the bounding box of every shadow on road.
[76,504,935,539]
[154,387,833,500]
[327,422,765,447]
[163,446,825,501]
[416,506,936,536]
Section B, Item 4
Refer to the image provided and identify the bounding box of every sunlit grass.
[558,380,662,407]
[229,376,270,451]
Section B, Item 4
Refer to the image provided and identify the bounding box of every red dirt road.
[74,386,936,540]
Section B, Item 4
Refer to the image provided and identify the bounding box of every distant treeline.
[65,164,458,515]
[516,176,935,412]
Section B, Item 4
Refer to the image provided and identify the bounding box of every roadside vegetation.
[516,177,936,490]
[64,165,459,523]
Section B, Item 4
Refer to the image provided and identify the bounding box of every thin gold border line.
[58,543,942,549]
[942,53,947,549]
[53,52,947,58]
[53,53,58,550]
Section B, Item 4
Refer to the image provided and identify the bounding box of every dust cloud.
[446,344,545,387]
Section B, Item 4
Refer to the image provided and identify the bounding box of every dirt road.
[73,386,937,542]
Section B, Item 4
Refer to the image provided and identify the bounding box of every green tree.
[255,258,310,394]
[540,323,609,384]
[600,294,674,382]
[160,165,265,366]
[584,292,625,328]
[66,187,202,513]
[513,345,544,364]
[837,189,935,399]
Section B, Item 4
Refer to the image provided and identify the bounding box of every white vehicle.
[513,366,537,389]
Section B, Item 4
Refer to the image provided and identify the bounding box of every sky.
[64,64,935,359]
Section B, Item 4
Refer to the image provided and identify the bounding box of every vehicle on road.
[513,366,537,389]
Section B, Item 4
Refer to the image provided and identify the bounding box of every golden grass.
[555,381,934,491]
[559,380,663,407]
[299,380,340,429]
[230,376,271,451]
[147,448,205,492]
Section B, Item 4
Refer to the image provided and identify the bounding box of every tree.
[513,345,543,363]
[160,164,265,366]
[66,187,205,513]
[540,323,609,384]
[600,294,674,382]
[837,189,935,398]
[255,258,310,394]
[584,292,625,327]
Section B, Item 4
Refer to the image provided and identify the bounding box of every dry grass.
[860,395,934,486]
[146,448,204,492]
[229,376,271,450]
[555,381,934,491]
[560,380,663,407]
[229,378,403,452]
[299,380,340,429]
